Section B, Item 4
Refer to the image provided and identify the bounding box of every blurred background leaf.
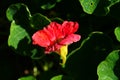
[18,76,36,80]
[50,75,63,80]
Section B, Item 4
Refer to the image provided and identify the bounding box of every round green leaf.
[79,0,100,14]
[97,50,119,80]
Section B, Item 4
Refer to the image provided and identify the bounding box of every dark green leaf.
[32,0,62,10]
[109,2,120,21]
[6,3,31,23]
[40,0,62,10]
[97,50,119,80]
[30,13,51,30]
[41,3,56,10]
[64,32,113,80]
[79,0,100,14]
[94,0,120,16]
[50,17,63,23]
[114,27,120,42]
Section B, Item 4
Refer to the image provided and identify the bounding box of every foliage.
[0,0,120,80]
[97,50,119,80]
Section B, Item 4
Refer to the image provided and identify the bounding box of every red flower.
[32,21,81,54]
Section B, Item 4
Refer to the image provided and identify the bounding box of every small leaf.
[79,0,100,14]
[8,21,31,49]
[114,27,120,42]
[30,13,51,30]
[51,75,63,80]
[97,50,119,80]
[18,76,36,80]
[51,17,63,23]
[41,3,56,10]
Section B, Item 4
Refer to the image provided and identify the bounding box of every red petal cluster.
[32,21,81,53]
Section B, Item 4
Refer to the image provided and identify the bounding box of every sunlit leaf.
[8,21,30,49]
[97,50,119,80]
[114,27,120,42]
[79,0,100,14]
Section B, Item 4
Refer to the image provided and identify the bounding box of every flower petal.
[62,21,79,35]
[45,43,62,54]
[59,34,81,45]
[32,30,50,47]
[43,25,56,42]
[51,22,64,39]
[59,45,68,65]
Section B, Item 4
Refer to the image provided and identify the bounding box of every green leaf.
[41,3,56,10]
[40,0,62,10]
[30,13,51,30]
[109,3,120,21]
[64,32,113,80]
[51,17,63,23]
[8,21,31,49]
[114,27,120,42]
[18,76,36,80]
[51,75,63,80]
[6,3,31,22]
[97,50,119,80]
[93,0,120,16]
[79,0,100,14]
[32,0,62,10]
